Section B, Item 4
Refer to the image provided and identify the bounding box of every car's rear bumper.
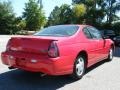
[1,51,73,75]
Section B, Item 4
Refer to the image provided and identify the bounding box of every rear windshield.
[34,25,79,37]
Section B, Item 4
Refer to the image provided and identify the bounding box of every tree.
[37,0,43,8]
[0,1,19,34]
[17,19,26,30]
[47,4,73,26]
[86,0,106,26]
[23,0,46,31]
[72,0,106,26]
[47,6,61,26]
[112,21,120,35]
[59,4,73,24]
[105,0,120,24]
[72,0,120,26]
[72,4,86,24]
[72,0,85,4]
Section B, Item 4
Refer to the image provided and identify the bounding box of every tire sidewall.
[72,55,86,80]
[107,48,113,61]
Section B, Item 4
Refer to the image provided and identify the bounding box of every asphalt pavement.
[0,35,120,90]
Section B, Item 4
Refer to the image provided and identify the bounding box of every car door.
[83,27,100,66]
[87,26,105,61]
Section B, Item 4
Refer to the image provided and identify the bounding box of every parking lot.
[0,35,120,90]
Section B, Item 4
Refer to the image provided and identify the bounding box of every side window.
[83,27,92,39]
[87,27,102,39]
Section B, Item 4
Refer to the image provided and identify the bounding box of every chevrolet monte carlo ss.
[1,25,114,79]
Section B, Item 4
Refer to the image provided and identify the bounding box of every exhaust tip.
[39,73,47,77]
[8,66,15,69]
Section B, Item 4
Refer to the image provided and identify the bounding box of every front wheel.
[107,48,113,61]
[71,55,86,80]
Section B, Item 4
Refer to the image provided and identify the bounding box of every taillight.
[48,41,59,58]
[6,39,11,51]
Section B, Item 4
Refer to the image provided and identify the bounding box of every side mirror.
[103,36,109,39]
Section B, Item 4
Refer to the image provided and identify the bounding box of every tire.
[107,48,113,61]
[71,55,86,80]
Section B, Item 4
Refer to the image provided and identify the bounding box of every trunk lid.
[8,36,58,55]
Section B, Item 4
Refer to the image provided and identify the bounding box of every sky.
[9,0,72,17]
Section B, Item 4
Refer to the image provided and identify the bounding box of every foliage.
[72,0,85,4]
[23,0,46,31]
[112,22,120,35]
[0,1,20,34]
[72,4,86,24]
[73,4,86,17]
[47,0,108,26]
[72,0,120,26]
[17,19,26,30]
[105,0,120,24]
[59,4,73,24]
[46,6,61,26]
[46,4,73,26]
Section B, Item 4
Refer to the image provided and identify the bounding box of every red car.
[1,25,114,79]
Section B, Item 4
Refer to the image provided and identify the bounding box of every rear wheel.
[107,48,113,61]
[71,55,86,80]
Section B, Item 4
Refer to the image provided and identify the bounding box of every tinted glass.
[87,27,102,39]
[100,30,104,36]
[34,25,79,37]
[83,28,92,39]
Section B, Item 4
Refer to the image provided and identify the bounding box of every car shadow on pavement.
[0,61,107,90]
[114,47,120,57]
[0,70,75,90]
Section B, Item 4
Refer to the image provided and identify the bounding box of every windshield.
[34,25,79,37]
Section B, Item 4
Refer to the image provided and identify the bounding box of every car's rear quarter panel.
[56,26,113,71]
[56,27,91,72]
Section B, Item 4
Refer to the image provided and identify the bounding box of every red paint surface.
[1,25,114,75]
